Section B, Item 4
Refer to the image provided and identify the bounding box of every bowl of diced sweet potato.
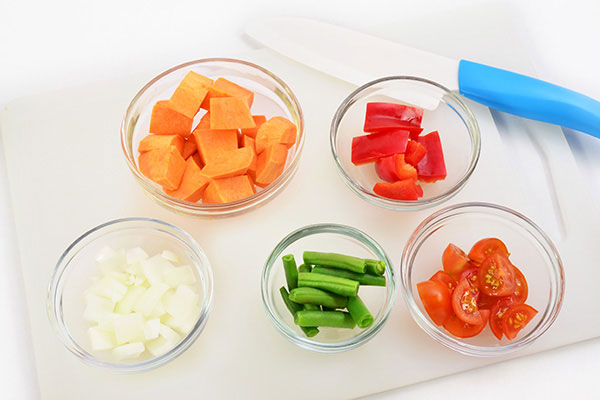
[121,58,304,216]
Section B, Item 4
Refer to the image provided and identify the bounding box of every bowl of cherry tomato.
[400,202,564,356]
[330,76,480,211]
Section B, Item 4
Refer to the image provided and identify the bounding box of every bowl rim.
[120,57,305,215]
[400,202,565,357]
[330,75,481,211]
[261,223,397,353]
[47,217,214,372]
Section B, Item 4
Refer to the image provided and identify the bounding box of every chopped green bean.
[303,304,321,311]
[295,310,356,329]
[311,266,386,287]
[365,259,386,276]
[279,287,319,337]
[347,295,374,329]
[282,254,299,291]
[298,263,312,273]
[303,251,366,274]
[298,272,359,297]
[289,287,348,308]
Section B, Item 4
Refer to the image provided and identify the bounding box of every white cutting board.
[2,4,600,400]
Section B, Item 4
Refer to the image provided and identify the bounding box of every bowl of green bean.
[261,223,396,352]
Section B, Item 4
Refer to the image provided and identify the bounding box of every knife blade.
[246,17,600,138]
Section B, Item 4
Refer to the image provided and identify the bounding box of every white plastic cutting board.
[2,4,600,400]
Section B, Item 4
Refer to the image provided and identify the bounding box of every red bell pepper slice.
[373,178,423,200]
[404,140,427,167]
[351,130,409,166]
[364,102,424,134]
[375,154,418,182]
[395,154,418,181]
[416,131,446,182]
[375,155,398,182]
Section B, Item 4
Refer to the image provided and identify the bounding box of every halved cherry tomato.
[417,280,453,326]
[451,279,483,325]
[459,265,480,288]
[478,252,515,297]
[477,293,500,310]
[442,244,471,280]
[429,270,457,292]
[502,304,538,340]
[489,298,514,340]
[443,310,490,338]
[511,265,528,304]
[468,238,509,265]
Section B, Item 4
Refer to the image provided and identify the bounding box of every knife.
[246,17,600,138]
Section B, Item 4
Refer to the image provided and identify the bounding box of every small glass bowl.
[261,224,396,353]
[400,202,564,356]
[47,217,214,372]
[330,76,480,211]
[121,58,304,217]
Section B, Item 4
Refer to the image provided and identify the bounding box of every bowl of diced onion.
[47,217,213,372]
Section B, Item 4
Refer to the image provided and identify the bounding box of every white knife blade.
[245,17,460,90]
[246,17,600,137]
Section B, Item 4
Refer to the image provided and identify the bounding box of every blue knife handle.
[458,60,600,138]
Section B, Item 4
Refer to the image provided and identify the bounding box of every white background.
[1,0,599,398]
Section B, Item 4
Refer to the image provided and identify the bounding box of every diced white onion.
[112,342,145,361]
[161,250,180,263]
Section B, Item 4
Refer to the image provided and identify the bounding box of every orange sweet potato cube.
[138,134,184,155]
[202,175,255,204]
[138,145,186,190]
[201,147,254,179]
[165,157,210,202]
[209,97,256,130]
[241,115,267,139]
[255,143,288,188]
[241,135,257,180]
[169,71,213,119]
[149,100,193,137]
[196,112,211,130]
[255,116,297,154]
[192,127,238,166]
[181,136,197,159]
[189,153,204,169]
[200,77,254,110]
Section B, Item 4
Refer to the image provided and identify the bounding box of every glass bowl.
[400,202,564,356]
[330,76,480,211]
[261,224,396,353]
[121,58,304,216]
[47,217,214,372]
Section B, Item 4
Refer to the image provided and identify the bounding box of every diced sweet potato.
[138,135,184,155]
[196,112,211,130]
[255,143,288,188]
[255,116,297,154]
[192,127,238,166]
[165,157,210,202]
[210,97,255,130]
[200,77,254,110]
[241,115,267,139]
[169,71,213,119]
[181,136,197,159]
[201,147,254,179]
[189,153,204,169]
[149,100,193,137]
[241,135,257,180]
[138,145,186,190]
[202,175,255,204]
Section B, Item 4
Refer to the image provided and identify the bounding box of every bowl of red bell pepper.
[400,202,564,356]
[330,76,480,210]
